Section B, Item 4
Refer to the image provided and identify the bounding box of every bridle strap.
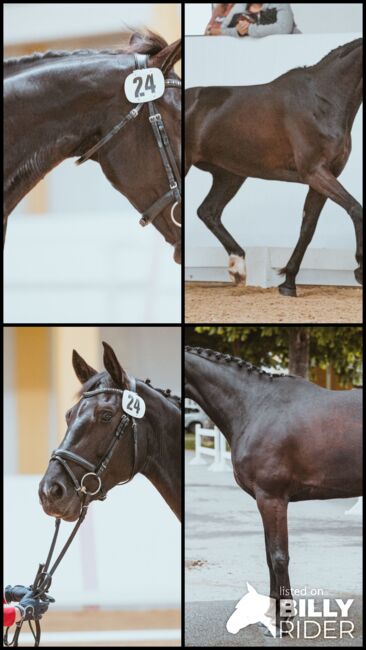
[135,54,181,228]
[75,103,144,166]
[75,53,181,230]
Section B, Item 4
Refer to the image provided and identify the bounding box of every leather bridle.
[4,382,141,648]
[50,385,138,501]
[75,53,181,230]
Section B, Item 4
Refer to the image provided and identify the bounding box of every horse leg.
[278,188,327,296]
[306,166,363,285]
[256,492,291,636]
[264,530,277,600]
[196,169,247,284]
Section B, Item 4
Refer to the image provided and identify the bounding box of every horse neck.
[4,56,120,209]
[139,386,181,520]
[314,45,363,125]
[185,353,261,443]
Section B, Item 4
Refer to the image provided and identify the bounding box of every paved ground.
[185,451,362,646]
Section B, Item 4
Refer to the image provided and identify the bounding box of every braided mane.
[185,346,288,379]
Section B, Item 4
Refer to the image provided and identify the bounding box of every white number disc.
[124,67,165,104]
[122,390,146,418]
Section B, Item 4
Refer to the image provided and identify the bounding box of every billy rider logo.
[226,583,355,639]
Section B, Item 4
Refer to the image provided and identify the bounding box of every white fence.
[190,424,232,472]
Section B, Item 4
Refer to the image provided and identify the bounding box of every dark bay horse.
[4,31,181,263]
[40,341,181,520]
[185,38,362,295]
[185,346,362,631]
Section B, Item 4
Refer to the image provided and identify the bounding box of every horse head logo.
[226,582,277,638]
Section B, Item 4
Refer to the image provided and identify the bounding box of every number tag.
[124,67,165,104]
[122,391,146,418]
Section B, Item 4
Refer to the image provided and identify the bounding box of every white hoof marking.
[228,255,246,283]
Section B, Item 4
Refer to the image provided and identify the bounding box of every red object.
[3,598,17,627]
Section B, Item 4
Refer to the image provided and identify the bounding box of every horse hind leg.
[196,168,247,284]
[278,188,327,297]
[306,166,362,285]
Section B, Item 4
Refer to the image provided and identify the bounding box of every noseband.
[76,53,181,232]
[50,385,138,502]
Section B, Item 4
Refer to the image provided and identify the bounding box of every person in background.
[205,3,234,35]
[207,3,301,38]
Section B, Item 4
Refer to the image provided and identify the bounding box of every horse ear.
[72,350,97,385]
[149,38,181,74]
[129,31,144,46]
[102,341,129,389]
[247,582,256,594]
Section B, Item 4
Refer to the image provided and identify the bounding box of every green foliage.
[185,326,362,385]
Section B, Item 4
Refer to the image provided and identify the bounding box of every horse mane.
[185,346,288,379]
[311,37,362,69]
[278,38,362,79]
[77,370,181,408]
[4,29,168,67]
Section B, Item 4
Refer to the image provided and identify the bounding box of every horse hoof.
[229,271,245,286]
[278,283,297,297]
[354,267,363,285]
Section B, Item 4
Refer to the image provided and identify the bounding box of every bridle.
[4,383,139,648]
[50,385,138,502]
[75,53,181,231]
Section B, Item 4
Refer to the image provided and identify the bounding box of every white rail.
[190,424,232,472]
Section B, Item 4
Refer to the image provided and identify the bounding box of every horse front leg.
[306,166,362,285]
[264,530,277,600]
[278,188,327,296]
[196,167,247,284]
[256,491,291,636]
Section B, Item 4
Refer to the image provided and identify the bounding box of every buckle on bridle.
[130,108,139,119]
[149,113,162,124]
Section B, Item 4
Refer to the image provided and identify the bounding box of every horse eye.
[65,409,72,422]
[101,412,112,422]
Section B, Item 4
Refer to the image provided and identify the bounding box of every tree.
[186,326,362,385]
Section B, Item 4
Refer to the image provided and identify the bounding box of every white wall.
[4,210,181,323]
[185,34,362,285]
[184,3,363,35]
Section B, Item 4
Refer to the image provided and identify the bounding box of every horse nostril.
[49,480,67,501]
